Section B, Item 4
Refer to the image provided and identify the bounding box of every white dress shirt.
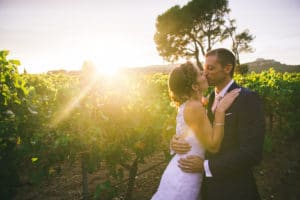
[204,79,234,177]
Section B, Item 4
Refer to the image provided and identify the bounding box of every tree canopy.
[224,19,255,65]
[154,0,254,69]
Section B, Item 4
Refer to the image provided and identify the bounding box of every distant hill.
[245,58,300,73]
[45,59,300,75]
[122,59,300,74]
[120,64,179,74]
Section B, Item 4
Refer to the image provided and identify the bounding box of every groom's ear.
[224,64,233,75]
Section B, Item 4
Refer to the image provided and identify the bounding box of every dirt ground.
[14,134,300,200]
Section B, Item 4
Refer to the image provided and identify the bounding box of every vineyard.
[1,50,300,200]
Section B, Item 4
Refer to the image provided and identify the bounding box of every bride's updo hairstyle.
[168,62,199,107]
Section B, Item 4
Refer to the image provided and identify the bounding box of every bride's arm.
[184,101,223,153]
[184,89,240,153]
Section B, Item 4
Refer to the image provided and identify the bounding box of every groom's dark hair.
[206,48,236,77]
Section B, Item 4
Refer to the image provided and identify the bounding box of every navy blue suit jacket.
[201,82,265,200]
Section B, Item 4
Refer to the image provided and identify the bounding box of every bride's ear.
[192,84,199,91]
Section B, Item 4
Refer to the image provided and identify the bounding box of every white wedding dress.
[151,102,205,200]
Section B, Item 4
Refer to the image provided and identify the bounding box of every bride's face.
[194,68,209,92]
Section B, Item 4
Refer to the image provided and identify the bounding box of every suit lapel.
[207,81,240,123]
[207,91,215,123]
[226,81,239,93]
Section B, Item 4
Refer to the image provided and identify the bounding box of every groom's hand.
[171,135,191,154]
[178,155,204,173]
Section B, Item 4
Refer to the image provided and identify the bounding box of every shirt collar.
[214,79,234,98]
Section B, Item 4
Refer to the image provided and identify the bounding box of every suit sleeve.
[208,91,265,177]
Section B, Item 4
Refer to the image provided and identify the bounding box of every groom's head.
[204,48,236,87]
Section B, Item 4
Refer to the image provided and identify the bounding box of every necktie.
[211,95,222,113]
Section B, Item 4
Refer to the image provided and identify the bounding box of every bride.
[151,62,240,200]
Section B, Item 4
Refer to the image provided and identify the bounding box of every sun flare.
[96,65,120,76]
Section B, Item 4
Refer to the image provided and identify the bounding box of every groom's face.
[203,55,227,87]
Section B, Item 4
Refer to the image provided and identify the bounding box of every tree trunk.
[278,115,282,131]
[196,56,203,70]
[269,113,273,134]
[194,45,203,70]
[125,158,139,200]
[82,154,89,200]
[236,51,240,65]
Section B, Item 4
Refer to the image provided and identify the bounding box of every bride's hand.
[216,88,241,112]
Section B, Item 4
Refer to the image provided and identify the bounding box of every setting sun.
[96,65,120,76]
[1,0,299,199]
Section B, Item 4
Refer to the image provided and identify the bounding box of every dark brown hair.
[168,62,199,107]
[206,48,236,77]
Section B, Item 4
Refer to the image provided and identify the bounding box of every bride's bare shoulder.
[184,100,205,125]
[185,100,205,113]
[185,100,204,108]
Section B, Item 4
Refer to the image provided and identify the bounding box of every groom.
[171,48,265,200]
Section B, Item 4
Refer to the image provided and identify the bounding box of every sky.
[0,0,300,73]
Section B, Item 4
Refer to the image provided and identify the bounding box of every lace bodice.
[176,102,205,157]
[151,101,205,200]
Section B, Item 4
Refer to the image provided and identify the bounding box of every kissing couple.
[151,48,265,200]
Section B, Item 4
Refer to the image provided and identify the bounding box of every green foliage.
[13,70,174,199]
[235,68,300,138]
[235,64,249,75]
[263,135,273,153]
[214,69,299,154]
[0,50,31,198]
[1,50,299,199]
[94,181,116,200]
[154,0,230,68]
